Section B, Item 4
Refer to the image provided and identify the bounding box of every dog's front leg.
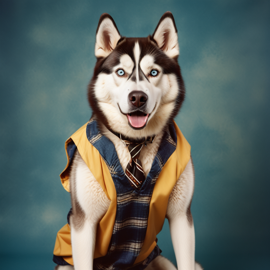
[167,159,195,270]
[169,214,195,270]
[70,218,97,270]
[70,152,110,270]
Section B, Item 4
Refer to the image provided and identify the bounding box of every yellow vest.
[53,121,191,265]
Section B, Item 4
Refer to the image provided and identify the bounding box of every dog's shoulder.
[70,151,110,221]
[167,158,194,220]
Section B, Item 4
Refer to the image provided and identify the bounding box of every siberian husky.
[54,12,202,270]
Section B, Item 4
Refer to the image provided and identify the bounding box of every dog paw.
[195,261,203,270]
[54,265,74,270]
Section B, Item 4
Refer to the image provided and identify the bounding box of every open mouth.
[127,111,149,129]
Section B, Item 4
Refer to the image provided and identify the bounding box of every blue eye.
[117,69,125,76]
[150,69,158,77]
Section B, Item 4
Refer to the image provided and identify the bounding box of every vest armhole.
[59,138,76,192]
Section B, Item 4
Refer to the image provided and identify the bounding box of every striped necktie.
[109,130,154,189]
[125,141,146,189]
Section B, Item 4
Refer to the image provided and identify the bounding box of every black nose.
[128,91,148,108]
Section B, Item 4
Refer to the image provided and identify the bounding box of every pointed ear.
[95,14,121,58]
[152,12,179,58]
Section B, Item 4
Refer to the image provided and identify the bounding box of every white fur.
[112,54,134,87]
[73,153,110,220]
[195,263,204,270]
[133,42,141,83]
[120,54,134,71]
[167,159,194,217]
[140,55,163,86]
[119,54,134,73]
[70,219,96,270]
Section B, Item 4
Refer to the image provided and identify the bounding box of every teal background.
[0,0,269,269]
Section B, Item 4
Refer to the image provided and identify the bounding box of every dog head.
[88,12,185,139]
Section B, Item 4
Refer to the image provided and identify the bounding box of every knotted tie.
[110,130,154,189]
[125,142,146,189]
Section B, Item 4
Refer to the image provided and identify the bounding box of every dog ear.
[152,12,179,58]
[95,14,121,58]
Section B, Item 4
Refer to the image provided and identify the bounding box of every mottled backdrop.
[0,0,269,269]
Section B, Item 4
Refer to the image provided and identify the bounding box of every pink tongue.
[127,114,149,128]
